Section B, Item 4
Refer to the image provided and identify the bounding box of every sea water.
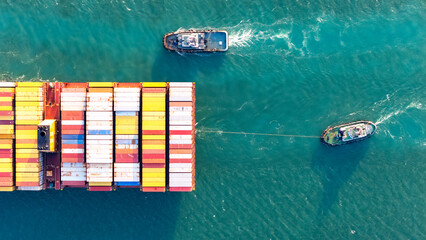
[0,1,425,239]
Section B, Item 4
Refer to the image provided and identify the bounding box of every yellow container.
[15,97,44,102]
[0,167,13,172]
[16,129,38,135]
[88,182,111,186]
[0,158,13,163]
[142,120,165,126]
[142,145,165,150]
[141,125,165,131]
[142,104,165,111]
[16,101,43,107]
[16,106,44,111]
[16,167,41,173]
[16,82,44,87]
[16,120,42,125]
[116,118,138,125]
[142,168,165,173]
[16,115,43,121]
[116,127,138,135]
[142,181,165,187]
[16,153,39,159]
[16,143,38,148]
[0,106,13,111]
[0,187,14,192]
[16,172,39,178]
[0,116,14,121]
[0,88,15,92]
[16,149,39,154]
[0,129,14,135]
[88,82,114,87]
[143,172,165,178]
[16,163,39,168]
[16,177,40,182]
[142,116,165,121]
[0,97,13,102]
[0,143,13,149]
[142,82,166,87]
[142,135,165,140]
[15,110,43,116]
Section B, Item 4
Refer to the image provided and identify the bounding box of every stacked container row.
[0,82,16,191]
[61,83,87,187]
[86,83,114,191]
[168,82,195,192]
[15,82,45,191]
[114,83,140,187]
[141,83,166,192]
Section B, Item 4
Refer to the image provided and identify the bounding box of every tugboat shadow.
[311,141,369,217]
[151,49,226,83]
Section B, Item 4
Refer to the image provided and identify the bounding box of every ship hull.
[163,30,228,53]
[321,121,376,146]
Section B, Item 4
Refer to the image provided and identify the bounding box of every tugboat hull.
[163,30,228,53]
[321,121,376,146]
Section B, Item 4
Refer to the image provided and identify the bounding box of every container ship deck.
[0,82,195,192]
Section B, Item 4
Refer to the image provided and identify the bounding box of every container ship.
[0,82,195,192]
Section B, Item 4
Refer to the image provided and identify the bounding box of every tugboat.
[321,121,376,146]
[163,29,228,53]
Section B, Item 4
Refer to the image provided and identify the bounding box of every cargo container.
[15,82,45,191]
[0,83,15,191]
[61,83,87,188]
[86,83,114,191]
[141,82,167,192]
[168,82,195,192]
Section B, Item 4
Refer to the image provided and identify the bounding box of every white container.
[114,105,140,111]
[169,115,192,121]
[170,140,193,145]
[114,92,140,98]
[86,120,113,126]
[86,112,113,120]
[114,163,139,168]
[115,144,138,149]
[169,167,193,173]
[62,149,84,154]
[170,154,192,159]
[61,105,86,111]
[169,173,192,178]
[116,134,139,140]
[114,88,140,93]
[61,167,87,172]
[169,120,192,126]
[170,87,192,92]
[169,82,193,87]
[86,135,113,140]
[170,126,193,131]
[62,120,85,125]
[170,135,192,140]
[86,144,113,150]
[86,139,113,145]
[86,124,113,131]
[169,111,192,116]
[0,82,16,87]
[62,162,85,168]
[169,106,192,112]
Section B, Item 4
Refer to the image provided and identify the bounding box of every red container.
[61,153,85,159]
[115,158,139,163]
[115,148,138,154]
[115,153,138,161]
[0,182,13,187]
[169,144,193,149]
[62,181,86,186]
[170,130,192,135]
[62,144,85,149]
[0,173,12,177]
[61,111,85,120]
[142,88,166,93]
[61,125,84,130]
[89,186,112,191]
[0,153,13,158]
[61,158,84,163]
[0,92,13,97]
[142,159,164,164]
[142,130,166,135]
[0,102,12,106]
[169,187,192,192]
[16,139,37,144]
[0,111,13,116]
[16,125,37,130]
[141,149,165,154]
[142,187,165,192]
[169,102,192,107]
[0,149,12,154]
[62,129,85,135]
[0,177,13,182]
[142,163,165,168]
[169,159,193,163]
[142,154,165,159]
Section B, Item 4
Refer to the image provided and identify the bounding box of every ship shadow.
[311,140,369,217]
[151,49,226,83]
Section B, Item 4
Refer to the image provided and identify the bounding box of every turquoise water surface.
[0,1,425,239]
